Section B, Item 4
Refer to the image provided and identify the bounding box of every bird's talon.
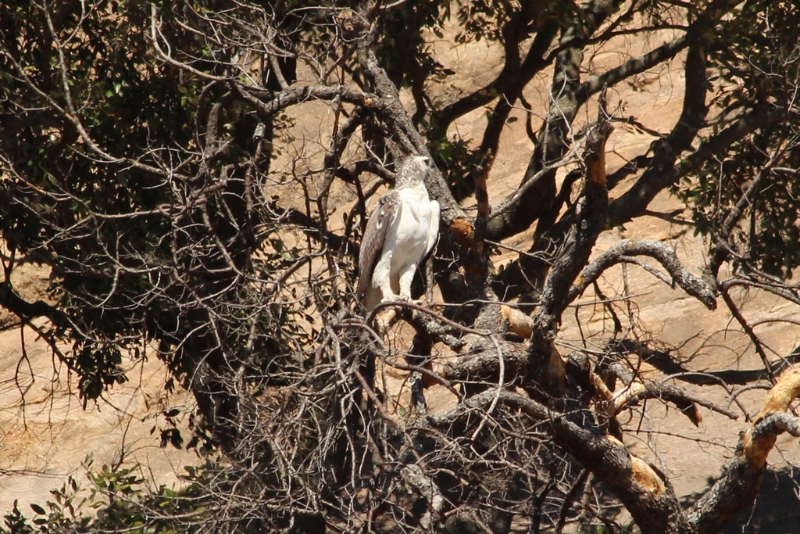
[379,295,421,307]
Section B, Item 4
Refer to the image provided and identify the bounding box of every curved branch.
[719,277,800,306]
[606,379,739,423]
[576,35,689,101]
[688,368,800,534]
[567,239,717,310]
[150,5,230,82]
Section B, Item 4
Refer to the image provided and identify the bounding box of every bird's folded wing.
[357,191,400,302]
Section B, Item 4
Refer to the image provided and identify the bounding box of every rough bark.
[688,369,800,533]
[568,239,718,310]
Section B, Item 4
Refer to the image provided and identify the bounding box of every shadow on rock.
[683,467,800,534]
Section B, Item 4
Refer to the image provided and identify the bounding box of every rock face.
[0,312,196,514]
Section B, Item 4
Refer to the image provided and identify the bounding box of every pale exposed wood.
[743,368,800,467]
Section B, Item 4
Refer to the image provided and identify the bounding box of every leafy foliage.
[0,457,236,534]
[675,3,800,277]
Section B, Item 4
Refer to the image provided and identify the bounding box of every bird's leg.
[397,264,418,303]
[378,272,399,303]
[378,282,400,304]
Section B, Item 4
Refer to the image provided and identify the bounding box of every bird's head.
[396,154,434,189]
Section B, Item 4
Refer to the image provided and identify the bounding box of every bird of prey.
[357,155,440,312]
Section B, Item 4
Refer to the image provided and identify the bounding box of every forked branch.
[568,239,718,310]
[689,368,800,534]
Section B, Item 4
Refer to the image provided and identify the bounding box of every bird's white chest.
[389,183,434,267]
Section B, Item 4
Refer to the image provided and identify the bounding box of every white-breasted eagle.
[357,155,440,312]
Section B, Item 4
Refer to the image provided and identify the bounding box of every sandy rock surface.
[0,316,196,515]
